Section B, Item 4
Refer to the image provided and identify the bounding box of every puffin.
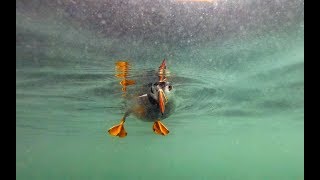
[108,59,174,138]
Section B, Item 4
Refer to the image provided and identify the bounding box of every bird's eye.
[168,85,172,91]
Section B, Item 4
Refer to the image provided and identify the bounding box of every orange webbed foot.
[152,120,169,136]
[108,119,127,138]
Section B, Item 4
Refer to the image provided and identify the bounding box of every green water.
[16,0,304,179]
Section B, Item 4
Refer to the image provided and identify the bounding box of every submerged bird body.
[108,59,174,137]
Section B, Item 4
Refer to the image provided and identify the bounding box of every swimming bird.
[108,59,174,138]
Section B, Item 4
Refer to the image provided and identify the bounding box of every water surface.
[16,0,304,179]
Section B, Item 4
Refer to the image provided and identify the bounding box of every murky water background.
[16,0,304,179]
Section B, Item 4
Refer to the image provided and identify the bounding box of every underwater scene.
[16,0,304,179]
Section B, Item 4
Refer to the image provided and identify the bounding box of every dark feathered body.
[125,82,175,122]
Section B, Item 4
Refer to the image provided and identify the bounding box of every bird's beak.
[158,59,167,82]
[158,89,167,114]
[159,59,166,70]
